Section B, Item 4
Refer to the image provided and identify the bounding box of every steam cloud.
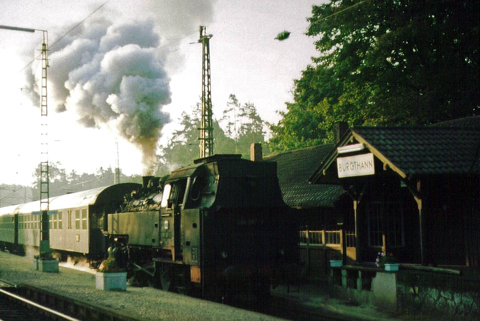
[24,0,216,175]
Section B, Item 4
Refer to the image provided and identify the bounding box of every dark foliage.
[269,0,479,152]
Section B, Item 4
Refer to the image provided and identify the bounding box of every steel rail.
[0,288,80,321]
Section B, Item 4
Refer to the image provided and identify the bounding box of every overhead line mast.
[0,25,52,262]
[198,26,214,158]
[39,30,50,215]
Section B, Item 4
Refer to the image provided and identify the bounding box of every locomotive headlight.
[163,220,169,230]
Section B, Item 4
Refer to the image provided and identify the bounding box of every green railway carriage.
[0,183,140,260]
[0,204,20,252]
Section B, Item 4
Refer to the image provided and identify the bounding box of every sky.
[0,0,324,186]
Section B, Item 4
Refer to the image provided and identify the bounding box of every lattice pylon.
[198,26,214,158]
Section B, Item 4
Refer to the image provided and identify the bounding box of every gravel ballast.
[0,251,286,321]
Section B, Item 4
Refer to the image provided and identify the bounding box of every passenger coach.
[0,183,140,261]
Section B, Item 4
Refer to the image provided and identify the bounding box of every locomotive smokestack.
[250,143,262,162]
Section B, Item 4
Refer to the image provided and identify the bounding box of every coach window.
[68,210,72,229]
[58,211,63,229]
[82,209,87,229]
[75,210,80,229]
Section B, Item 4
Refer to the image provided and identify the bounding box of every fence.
[298,230,343,279]
[299,230,342,247]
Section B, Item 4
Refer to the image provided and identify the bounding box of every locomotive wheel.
[159,267,173,291]
[128,270,150,287]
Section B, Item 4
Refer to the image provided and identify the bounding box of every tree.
[157,95,267,173]
[31,161,69,198]
[269,0,479,152]
[220,94,266,156]
[30,162,142,199]
[156,104,202,175]
[157,103,235,175]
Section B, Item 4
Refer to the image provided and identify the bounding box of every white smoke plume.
[24,0,216,175]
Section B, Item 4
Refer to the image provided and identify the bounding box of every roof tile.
[264,145,345,208]
[353,126,480,175]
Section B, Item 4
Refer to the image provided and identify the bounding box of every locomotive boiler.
[108,154,297,300]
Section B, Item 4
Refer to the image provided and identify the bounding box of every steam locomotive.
[110,154,297,299]
[0,154,297,300]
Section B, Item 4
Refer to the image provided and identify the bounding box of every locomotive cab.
[108,154,297,301]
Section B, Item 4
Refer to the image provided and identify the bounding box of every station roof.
[264,145,345,208]
[309,116,480,184]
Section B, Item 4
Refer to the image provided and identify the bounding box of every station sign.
[337,153,375,178]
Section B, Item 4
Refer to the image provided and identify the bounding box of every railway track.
[0,286,75,321]
[0,280,140,321]
[0,294,50,321]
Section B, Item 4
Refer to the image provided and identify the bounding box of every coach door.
[170,180,187,262]
[73,208,88,253]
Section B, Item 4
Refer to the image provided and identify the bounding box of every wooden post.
[382,234,386,254]
[416,179,426,265]
[417,197,425,265]
[405,178,426,265]
[354,200,360,262]
[340,228,345,263]
[305,229,310,273]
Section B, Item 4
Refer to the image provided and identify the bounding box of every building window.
[367,202,383,247]
[385,201,404,247]
[367,201,404,248]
